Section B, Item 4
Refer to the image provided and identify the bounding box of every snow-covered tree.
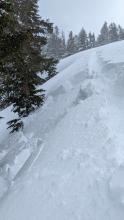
[66,31,75,55]
[0,0,57,132]
[78,28,87,50]
[61,31,66,57]
[45,26,66,59]
[97,22,109,46]
[118,25,124,40]
[0,0,29,110]
[108,23,119,42]
[88,32,96,48]
[73,35,79,53]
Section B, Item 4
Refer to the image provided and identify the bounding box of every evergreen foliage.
[44,21,124,59]
[88,32,96,48]
[97,22,109,46]
[66,31,75,55]
[78,28,87,50]
[1,4,124,132]
[108,23,119,42]
[45,26,66,59]
[0,0,57,132]
[118,25,124,40]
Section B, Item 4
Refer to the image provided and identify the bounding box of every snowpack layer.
[1,41,124,219]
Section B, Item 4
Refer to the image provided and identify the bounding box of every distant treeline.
[44,22,124,59]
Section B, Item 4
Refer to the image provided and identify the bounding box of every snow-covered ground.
[1,41,124,219]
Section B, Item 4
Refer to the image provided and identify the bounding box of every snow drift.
[1,41,124,219]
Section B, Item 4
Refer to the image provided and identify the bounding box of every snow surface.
[1,41,124,219]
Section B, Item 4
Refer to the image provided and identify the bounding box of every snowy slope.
[1,41,124,219]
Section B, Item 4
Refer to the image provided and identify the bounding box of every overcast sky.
[39,0,124,37]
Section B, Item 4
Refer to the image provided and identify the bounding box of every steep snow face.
[1,41,124,219]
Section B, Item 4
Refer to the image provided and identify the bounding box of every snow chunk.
[74,81,94,105]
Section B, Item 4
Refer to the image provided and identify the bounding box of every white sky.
[39,0,124,37]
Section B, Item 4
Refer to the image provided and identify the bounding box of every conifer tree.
[78,28,87,50]
[0,0,57,132]
[91,33,96,48]
[0,0,12,103]
[45,26,66,59]
[66,31,75,55]
[108,23,119,42]
[45,32,58,58]
[73,35,79,53]
[88,32,96,48]
[0,0,29,110]
[60,31,66,57]
[97,22,109,46]
[0,0,11,110]
[88,32,92,48]
[118,25,124,40]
